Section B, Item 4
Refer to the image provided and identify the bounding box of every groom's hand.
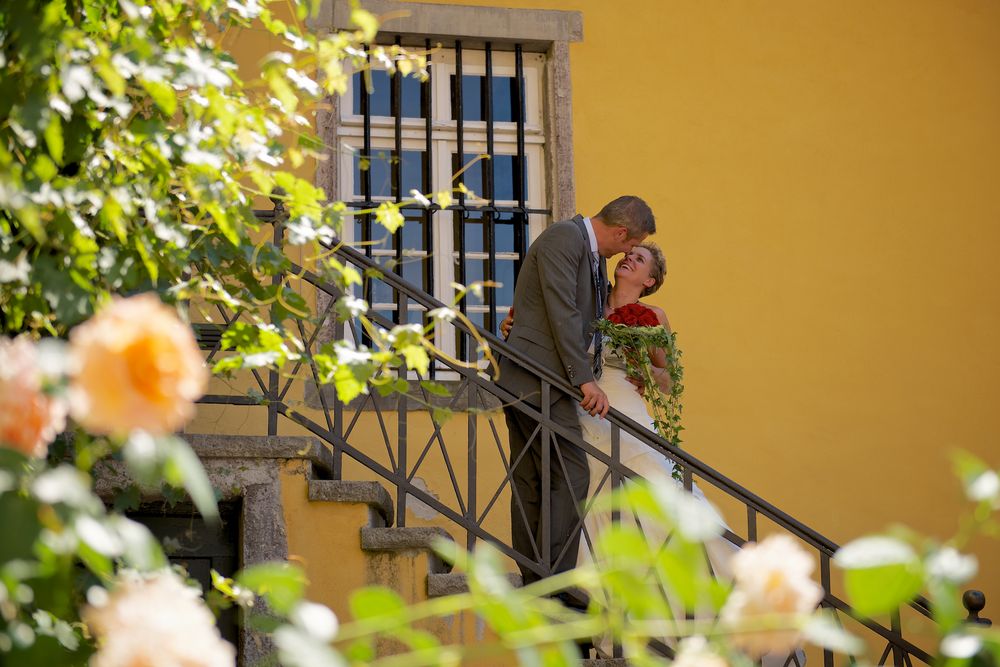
[579,381,610,418]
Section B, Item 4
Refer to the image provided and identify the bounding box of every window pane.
[450,74,522,122]
[400,254,427,292]
[355,150,392,198]
[454,211,484,254]
[353,71,391,117]
[353,71,423,119]
[400,150,425,195]
[495,259,515,307]
[452,153,482,196]
[401,76,423,118]
[354,150,425,199]
[451,74,481,121]
[371,261,396,304]
[492,154,524,201]
[494,212,515,253]
[400,213,425,250]
[463,259,485,292]
[451,153,524,201]
[352,214,391,251]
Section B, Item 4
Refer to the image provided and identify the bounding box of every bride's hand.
[500,308,514,339]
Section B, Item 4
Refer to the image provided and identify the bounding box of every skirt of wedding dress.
[575,371,805,666]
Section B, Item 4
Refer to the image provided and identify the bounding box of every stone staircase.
[299,473,624,665]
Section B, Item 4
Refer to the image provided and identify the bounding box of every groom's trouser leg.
[505,396,590,586]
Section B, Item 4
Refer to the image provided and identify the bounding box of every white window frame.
[337,48,548,367]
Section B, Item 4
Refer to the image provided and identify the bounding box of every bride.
[571,244,736,650]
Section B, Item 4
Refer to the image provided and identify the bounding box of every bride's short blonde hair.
[638,242,667,297]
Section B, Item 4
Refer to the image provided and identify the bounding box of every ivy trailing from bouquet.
[595,303,685,461]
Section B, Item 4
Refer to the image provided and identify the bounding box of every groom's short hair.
[596,195,656,239]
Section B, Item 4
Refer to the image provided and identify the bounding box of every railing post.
[890,608,904,667]
[268,193,286,437]
[964,590,992,626]
[396,293,409,527]
[821,553,834,667]
[467,383,477,553]
[540,381,551,578]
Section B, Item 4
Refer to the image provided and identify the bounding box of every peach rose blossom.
[84,569,235,667]
[720,534,824,656]
[69,294,207,436]
[0,336,67,457]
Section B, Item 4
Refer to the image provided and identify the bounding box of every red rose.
[608,303,659,327]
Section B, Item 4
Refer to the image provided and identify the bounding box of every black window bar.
[348,38,544,365]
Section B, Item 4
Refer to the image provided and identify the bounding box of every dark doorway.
[128,501,241,653]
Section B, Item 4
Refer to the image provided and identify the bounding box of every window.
[337,42,549,362]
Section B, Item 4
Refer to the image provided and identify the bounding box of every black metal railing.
[194,200,947,667]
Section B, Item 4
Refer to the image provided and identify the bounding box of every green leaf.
[835,536,924,617]
[238,562,308,615]
[419,380,451,397]
[349,586,405,621]
[399,343,429,375]
[375,201,404,234]
[135,235,158,284]
[0,493,42,562]
[100,193,127,242]
[32,154,58,181]
[333,363,369,402]
[161,436,219,521]
[431,406,453,425]
[44,113,63,164]
[351,7,379,41]
[112,484,142,512]
[77,541,114,579]
[141,79,177,115]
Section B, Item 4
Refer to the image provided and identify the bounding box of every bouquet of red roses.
[595,303,685,459]
[607,302,661,328]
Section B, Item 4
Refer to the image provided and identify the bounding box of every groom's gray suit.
[498,215,608,585]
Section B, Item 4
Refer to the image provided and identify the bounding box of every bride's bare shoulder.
[638,302,671,330]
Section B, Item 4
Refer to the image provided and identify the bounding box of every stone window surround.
[312,0,583,222]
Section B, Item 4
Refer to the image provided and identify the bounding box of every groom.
[498,195,656,590]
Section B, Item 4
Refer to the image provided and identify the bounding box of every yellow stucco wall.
[197,0,1000,635]
[407,0,1000,600]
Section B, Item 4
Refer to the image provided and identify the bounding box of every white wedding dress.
[575,346,804,666]
[575,345,736,603]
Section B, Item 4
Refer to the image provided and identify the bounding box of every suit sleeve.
[535,224,595,387]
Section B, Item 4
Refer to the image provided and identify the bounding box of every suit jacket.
[497,215,608,406]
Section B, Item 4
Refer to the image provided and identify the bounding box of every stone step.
[360,526,454,574]
[581,659,628,667]
[426,572,523,597]
[308,479,394,528]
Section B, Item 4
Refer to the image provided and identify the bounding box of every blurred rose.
[0,336,67,457]
[720,534,824,656]
[673,637,729,667]
[70,294,207,436]
[84,569,235,667]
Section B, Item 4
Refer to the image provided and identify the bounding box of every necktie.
[591,252,604,380]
